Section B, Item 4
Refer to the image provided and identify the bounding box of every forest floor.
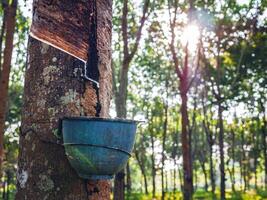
[125,189,267,200]
[3,187,267,199]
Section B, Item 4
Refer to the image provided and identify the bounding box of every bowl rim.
[62,116,143,124]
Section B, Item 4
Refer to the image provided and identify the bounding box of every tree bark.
[135,131,149,195]
[200,161,208,192]
[30,0,92,61]
[165,172,168,193]
[113,1,149,198]
[239,156,243,189]
[135,150,148,194]
[161,103,168,200]
[113,60,129,200]
[0,0,17,176]
[180,80,193,200]
[16,0,113,199]
[169,9,194,196]
[151,128,156,198]
[209,144,215,197]
[231,129,236,192]
[258,102,267,190]
[0,1,7,74]
[126,163,131,194]
[202,97,215,196]
[148,116,156,198]
[143,170,148,195]
[178,168,183,192]
[252,124,259,190]
[218,103,225,200]
[173,162,177,197]
[241,128,247,191]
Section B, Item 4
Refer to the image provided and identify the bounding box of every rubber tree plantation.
[0,0,267,200]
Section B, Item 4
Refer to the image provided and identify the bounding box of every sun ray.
[181,24,200,53]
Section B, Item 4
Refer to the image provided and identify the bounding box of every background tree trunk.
[231,129,236,192]
[218,103,225,200]
[178,168,183,192]
[200,161,208,192]
[165,172,168,193]
[113,1,149,198]
[259,101,267,189]
[0,1,8,73]
[252,122,259,190]
[16,0,112,199]
[114,64,128,200]
[135,150,148,194]
[168,0,196,195]
[180,79,193,200]
[151,127,156,198]
[241,128,247,191]
[0,0,17,176]
[126,163,131,194]
[202,94,216,196]
[173,163,177,196]
[161,103,168,200]
[209,144,215,197]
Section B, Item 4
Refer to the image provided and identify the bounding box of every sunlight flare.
[181,24,200,52]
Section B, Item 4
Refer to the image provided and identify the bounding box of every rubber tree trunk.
[135,144,148,194]
[173,162,177,196]
[231,129,236,192]
[202,101,215,196]
[260,102,267,190]
[0,0,17,176]
[143,170,148,195]
[252,125,259,190]
[180,81,193,200]
[161,103,168,200]
[218,103,225,200]
[151,138,156,198]
[0,1,7,73]
[200,162,208,192]
[239,157,243,188]
[126,163,131,193]
[194,169,198,190]
[165,173,168,192]
[114,64,129,200]
[135,150,148,194]
[15,0,113,199]
[178,168,183,192]
[150,121,156,198]
[208,139,215,196]
[241,128,247,191]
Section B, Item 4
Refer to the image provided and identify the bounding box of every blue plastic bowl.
[62,117,138,180]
